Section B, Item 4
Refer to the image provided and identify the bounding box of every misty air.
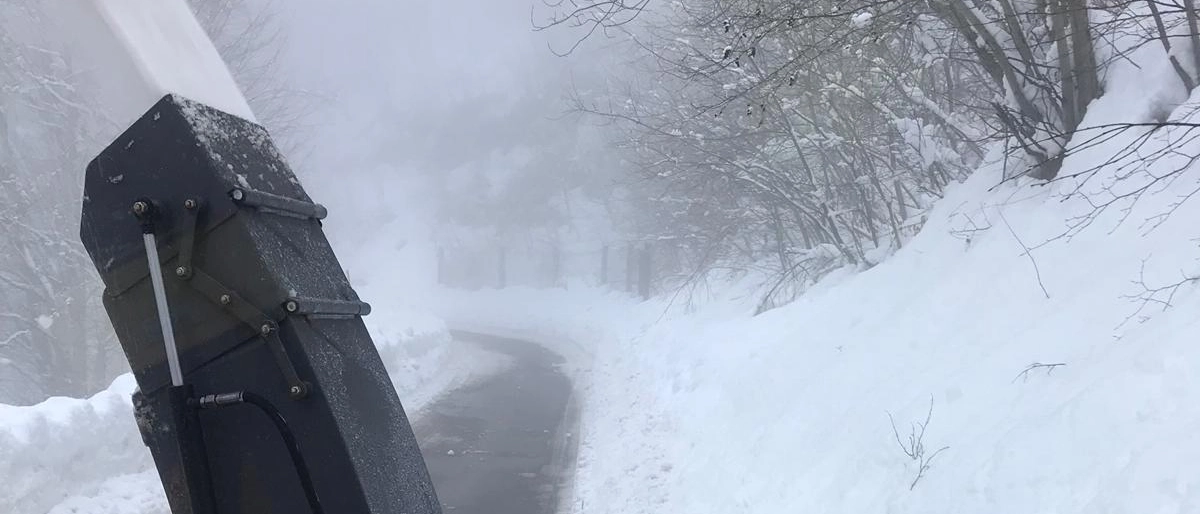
[1,1,1199,513]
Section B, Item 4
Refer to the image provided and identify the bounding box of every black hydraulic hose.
[239,392,324,514]
[199,391,324,514]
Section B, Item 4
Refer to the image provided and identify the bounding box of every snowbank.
[0,375,160,514]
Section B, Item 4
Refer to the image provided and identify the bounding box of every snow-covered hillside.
[433,36,1200,513]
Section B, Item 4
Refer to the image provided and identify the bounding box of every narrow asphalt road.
[413,331,577,514]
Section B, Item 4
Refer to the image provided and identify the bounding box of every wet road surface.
[414,331,577,514]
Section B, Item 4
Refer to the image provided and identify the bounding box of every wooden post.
[625,245,635,292]
[498,246,507,288]
[600,244,609,286]
[551,244,561,287]
[637,244,652,300]
[436,246,445,286]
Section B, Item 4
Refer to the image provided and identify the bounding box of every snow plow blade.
[79,94,441,514]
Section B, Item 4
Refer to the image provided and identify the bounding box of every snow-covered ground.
[438,173,1199,513]
[430,37,1200,513]
[0,375,153,514]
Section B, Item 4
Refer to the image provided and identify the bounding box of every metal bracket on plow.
[283,297,372,319]
[230,187,328,220]
[173,197,311,400]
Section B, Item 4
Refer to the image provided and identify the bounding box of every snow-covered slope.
[434,34,1200,514]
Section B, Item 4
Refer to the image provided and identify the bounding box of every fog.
[273,0,598,206]
[6,1,1200,512]
[261,0,621,297]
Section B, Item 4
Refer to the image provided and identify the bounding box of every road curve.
[413,331,577,514]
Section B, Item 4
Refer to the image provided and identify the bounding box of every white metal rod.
[142,232,184,386]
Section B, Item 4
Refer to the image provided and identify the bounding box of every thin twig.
[887,396,949,491]
[1012,362,1067,383]
[998,209,1050,299]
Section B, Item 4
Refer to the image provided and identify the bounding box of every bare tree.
[888,396,950,490]
[545,0,1200,307]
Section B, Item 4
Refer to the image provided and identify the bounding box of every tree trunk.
[1185,0,1200,78]
[936,0,1045,125]
[1053,0,1078,131]
[1067,0,1101,114]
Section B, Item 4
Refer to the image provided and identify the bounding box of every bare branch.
[1013,362,1067,382]
[888,396,949,490]
[998,210,1051,299]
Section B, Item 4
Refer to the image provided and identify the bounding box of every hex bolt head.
[132,201,148,215]
[231,189,245,201]
[184,199,197,210]
[290,385,303,395]
[219,294,231,305]
[285,300,299,313]
[260,323,273,336]
[175,266,188,277]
